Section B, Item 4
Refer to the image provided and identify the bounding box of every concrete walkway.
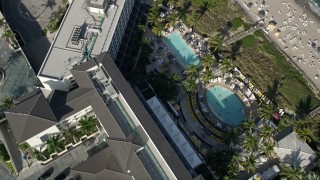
[178,92,225,150]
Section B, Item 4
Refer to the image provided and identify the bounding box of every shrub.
[241,35,256,48]
[0,144,10,161]
[231,18,244,29]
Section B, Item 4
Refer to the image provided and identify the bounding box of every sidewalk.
[179,92,225,150]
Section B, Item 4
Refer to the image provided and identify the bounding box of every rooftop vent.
[71,26,82,45]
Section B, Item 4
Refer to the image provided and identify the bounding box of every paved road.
[0,162,15,180]
[2,0,43,44]
[0,121,24,174]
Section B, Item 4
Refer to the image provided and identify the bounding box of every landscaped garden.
[20,115,100,163]
[144,0,320,179]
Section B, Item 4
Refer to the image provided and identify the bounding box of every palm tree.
[166,13,179,28]
[258,104,274,121]
[63,127,79,143]
[295,128,313,143]
[171,73,181,83]
[196,1,210,21]
[32,148,47,161]
[227,154,240,177]
[46,135,63,154]
[242,119,255,133]
[241,155,257,173]
[61,0,69,5]
[0,96,14,109]
[2,30,14,42]
[50,10,61,22]
[280,164,303,180]
[137,24,145,32]
[306,172,320,180]
[148,11,158,26]
[260,124,274,143]
[200,54,214,70]
[79,116,97,135]
[225,128,239,148]
[167,0,177,7]
[243,134,259,153]
[261,142,274,158]
[0,18,5,29]
[177,1,191,21]
[184,64,198,77]
[183,76,197,94]
[221,58,233,72]
[200,71,214,84]
[209,36,224,52]
[186,13,198,28]
[151,22,164,37]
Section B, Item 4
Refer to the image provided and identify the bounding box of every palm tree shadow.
[266,79,279,102]
[217,22,232,38]
[196,1,209,21]
[283,148,304,168]
[46,0,57,10]
[231,41,242,61]
[296,95,312,117]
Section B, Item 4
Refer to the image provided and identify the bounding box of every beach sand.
[235,0,320,91]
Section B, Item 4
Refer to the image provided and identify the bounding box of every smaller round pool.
[206,85,246,126]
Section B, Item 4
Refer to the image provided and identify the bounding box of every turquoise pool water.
[206,86,246,126]
[163,32,200,66]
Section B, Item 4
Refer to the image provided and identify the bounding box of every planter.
[72,141,82,147]
[57,148,68,156]
[65,143,73,150]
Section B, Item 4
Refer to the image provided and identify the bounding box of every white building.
[5,53,194,179]
[38,0,134,91]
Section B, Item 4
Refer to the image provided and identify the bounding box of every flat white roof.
[39,0,125,79]
[147,96,202,169]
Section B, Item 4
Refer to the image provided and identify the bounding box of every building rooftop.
[71,134,151,180]
[97,53,192,179]
[147,96,202,169]
[274,127,316,168]
[38,0,125,79]
[5,89,58,143]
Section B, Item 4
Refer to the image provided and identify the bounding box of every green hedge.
[0,144,10,161]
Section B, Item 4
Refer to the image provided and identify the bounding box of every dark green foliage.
[148,72,179,100]
[231,18,244,29]
[0,144,10,161]
[241,35,256,48]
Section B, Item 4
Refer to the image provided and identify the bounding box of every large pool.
[206,86,246,126]
[163,32,200,66]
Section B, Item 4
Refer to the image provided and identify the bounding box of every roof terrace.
[38,0,125,79]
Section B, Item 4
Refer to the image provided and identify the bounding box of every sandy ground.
[235,0,320,90]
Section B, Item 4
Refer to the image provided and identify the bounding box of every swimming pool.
[206,85,247,126]
[163,32,200,66]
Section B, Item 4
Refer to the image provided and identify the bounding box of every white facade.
[26,106,95,149]
[26,126,60,149]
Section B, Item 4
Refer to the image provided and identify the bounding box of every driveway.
[18,138,106,180]
[0,162,15,180]
[0,121,24,174]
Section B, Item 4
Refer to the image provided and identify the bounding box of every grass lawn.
[5,161,15,173]
[235,31,319,110]
[176,0,243,36]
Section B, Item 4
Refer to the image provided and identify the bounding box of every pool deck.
[162,30,200,68]
[198,83,250,129]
